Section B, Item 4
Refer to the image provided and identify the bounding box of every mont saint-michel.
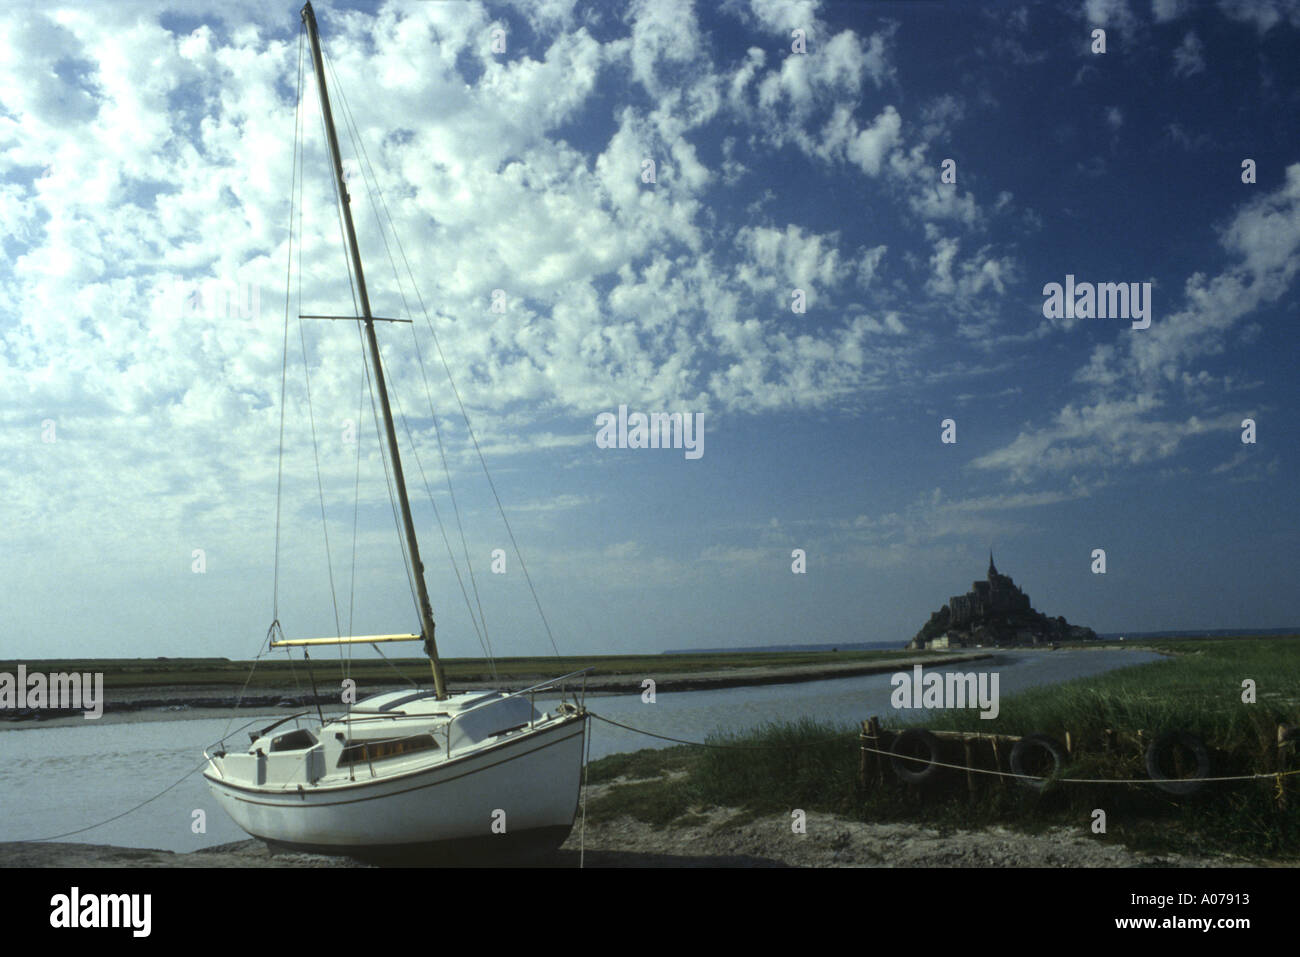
[908,553,1098,650]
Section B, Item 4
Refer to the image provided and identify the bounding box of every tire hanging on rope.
[1144,731,1210,796]
[890,728,946,785]
[1008,733,1067,790]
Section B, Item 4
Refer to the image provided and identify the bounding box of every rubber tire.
[1009,733,1067,790]
[890,729,945,785]
[1145,732,1210,796]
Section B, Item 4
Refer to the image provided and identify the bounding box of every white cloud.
[1218,0,1300,32]
[1152,0,1193,21]
[845,105,901,176]
[1172,31,1205,77]
[734,222,850,303]
[0,1,928,585]
[975,164,1300,480]
[971,395,1239,480]
[924,234,1016,300]
[626,0,705,98]
[919,94,964,141]
[910,182,980,226]
[856,244,887,288]
[747,0,823,34]
[1084,0,1140,31]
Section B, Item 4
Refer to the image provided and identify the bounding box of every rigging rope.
[344,370,365,683]
[296,278,345,643]
[356,320,422,634]
[20,759,213,844]
[324,48,496,675]
[374,333,498,669]
[310,44,425,687]
[322,48,559,662]
[271,26,305,625]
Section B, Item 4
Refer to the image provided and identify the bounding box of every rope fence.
[587,711,1299,787]
[855,741,1300,785]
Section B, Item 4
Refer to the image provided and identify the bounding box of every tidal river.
[0,648,1161,853]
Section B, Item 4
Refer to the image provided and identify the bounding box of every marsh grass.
[583,637,1300,856]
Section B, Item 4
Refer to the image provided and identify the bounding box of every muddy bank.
[0,652,994,727]
[0,809,1267,868]
[556,807,1264,868]
[2,779,1277,868]
[0,840,367,868]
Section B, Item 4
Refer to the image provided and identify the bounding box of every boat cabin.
[210,690,543,790]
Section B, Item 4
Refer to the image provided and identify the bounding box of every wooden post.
[1276,723,1293,810]
[1104,728,1116,754]
[990,736,1004,790]
[858,720,871,794]
[963,736,976,798]
[1064,730,1074,759]
[869,716,886,787]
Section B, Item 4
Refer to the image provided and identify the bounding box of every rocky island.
[908,553,1098,649]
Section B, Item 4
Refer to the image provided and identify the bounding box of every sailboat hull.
[205,713,586,863]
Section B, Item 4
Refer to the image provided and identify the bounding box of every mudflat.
[1,651,994,728]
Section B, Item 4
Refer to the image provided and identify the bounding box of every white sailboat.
[203,2,588,864]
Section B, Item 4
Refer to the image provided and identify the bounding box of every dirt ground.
[554,808,1259,868]
[550,780,1267,868]
[1,783,1274,868]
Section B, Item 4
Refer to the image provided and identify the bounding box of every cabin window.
[269,729,318,752]
[337,733,440,766]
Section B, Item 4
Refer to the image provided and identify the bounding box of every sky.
[2,0,1298,663]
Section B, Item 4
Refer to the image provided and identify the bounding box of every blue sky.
[2,0,1298,662]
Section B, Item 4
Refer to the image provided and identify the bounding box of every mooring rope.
[589,711,850,750]
[16,753,233,844]
[579,714,592,869]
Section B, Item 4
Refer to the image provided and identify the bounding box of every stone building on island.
[908,552,1098,649]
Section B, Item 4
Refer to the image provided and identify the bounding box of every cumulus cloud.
[0,1,923,579]
[924,233,1016,301]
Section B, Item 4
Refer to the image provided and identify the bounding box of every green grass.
[585,745,696,784]
[582,774,706,828]
[582,636,1300,858]
[923,637,1300,746]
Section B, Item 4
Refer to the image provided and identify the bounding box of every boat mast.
[300,1,447,699]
